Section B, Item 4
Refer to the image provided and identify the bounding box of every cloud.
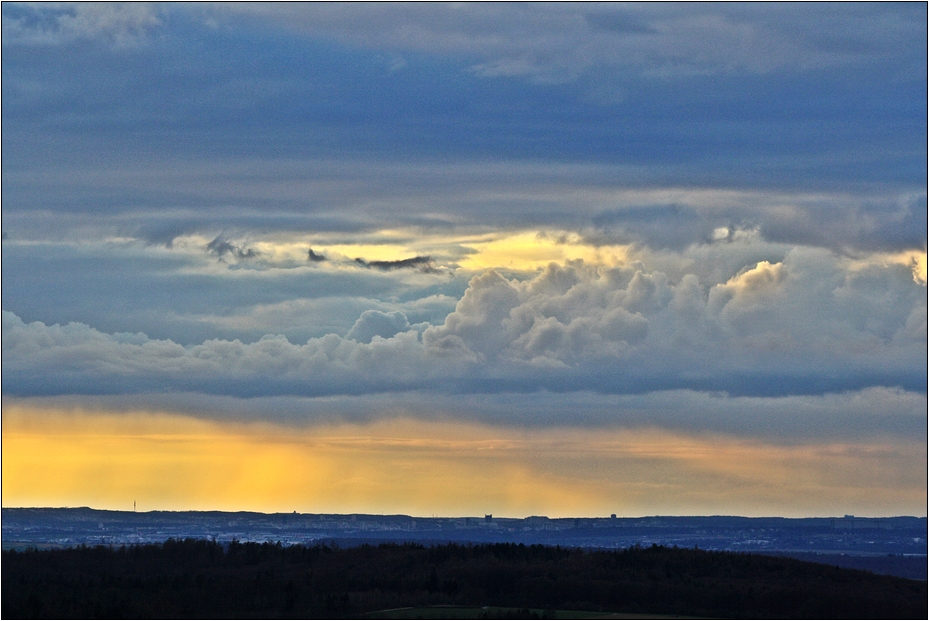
[756,193,928,253]
[2,4,922,247]
[2,3,163,47]
[3,156,923,257]
[592,204,715,251]
[217,3,926,81]
[4,251,924,400]
[588,192,928,255]
[354,256,437,272]
[3,385,925,445]
[424,270,522,361]
[346,311,412,344]
[1,237,448,345]
[206,235,257,261]
[307,248,327,262]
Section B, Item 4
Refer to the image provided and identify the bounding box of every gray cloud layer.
[2,4,923,262]
[3,159,924,255]
[6,385,924,444]
[6,4,923,80]
[217,3,925,80]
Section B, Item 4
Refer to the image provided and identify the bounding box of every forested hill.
[3,540,925,619]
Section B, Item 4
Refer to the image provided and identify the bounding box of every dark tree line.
[3,540,925,618]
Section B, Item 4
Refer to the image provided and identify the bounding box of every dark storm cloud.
[355,256,436,272]
[206,236,257,260]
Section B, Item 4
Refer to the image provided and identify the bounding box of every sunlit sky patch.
[2,2,925,516]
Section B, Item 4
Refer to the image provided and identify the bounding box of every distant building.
[526,516,554,529]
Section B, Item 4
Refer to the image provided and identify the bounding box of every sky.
[2,2,926,518]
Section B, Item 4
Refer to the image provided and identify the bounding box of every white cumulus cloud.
[4,249,924,400]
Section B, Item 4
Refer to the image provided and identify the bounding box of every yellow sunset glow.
[844,249,929,286]
[167,229,633,274]
[3,404,924,517]
[901,250,927,285]
[456,231,629,272]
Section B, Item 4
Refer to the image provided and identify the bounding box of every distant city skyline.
[2,3,926,517]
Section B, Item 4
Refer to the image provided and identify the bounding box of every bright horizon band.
[4,402,925,517]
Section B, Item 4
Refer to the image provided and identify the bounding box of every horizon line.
[3,506,925,521]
